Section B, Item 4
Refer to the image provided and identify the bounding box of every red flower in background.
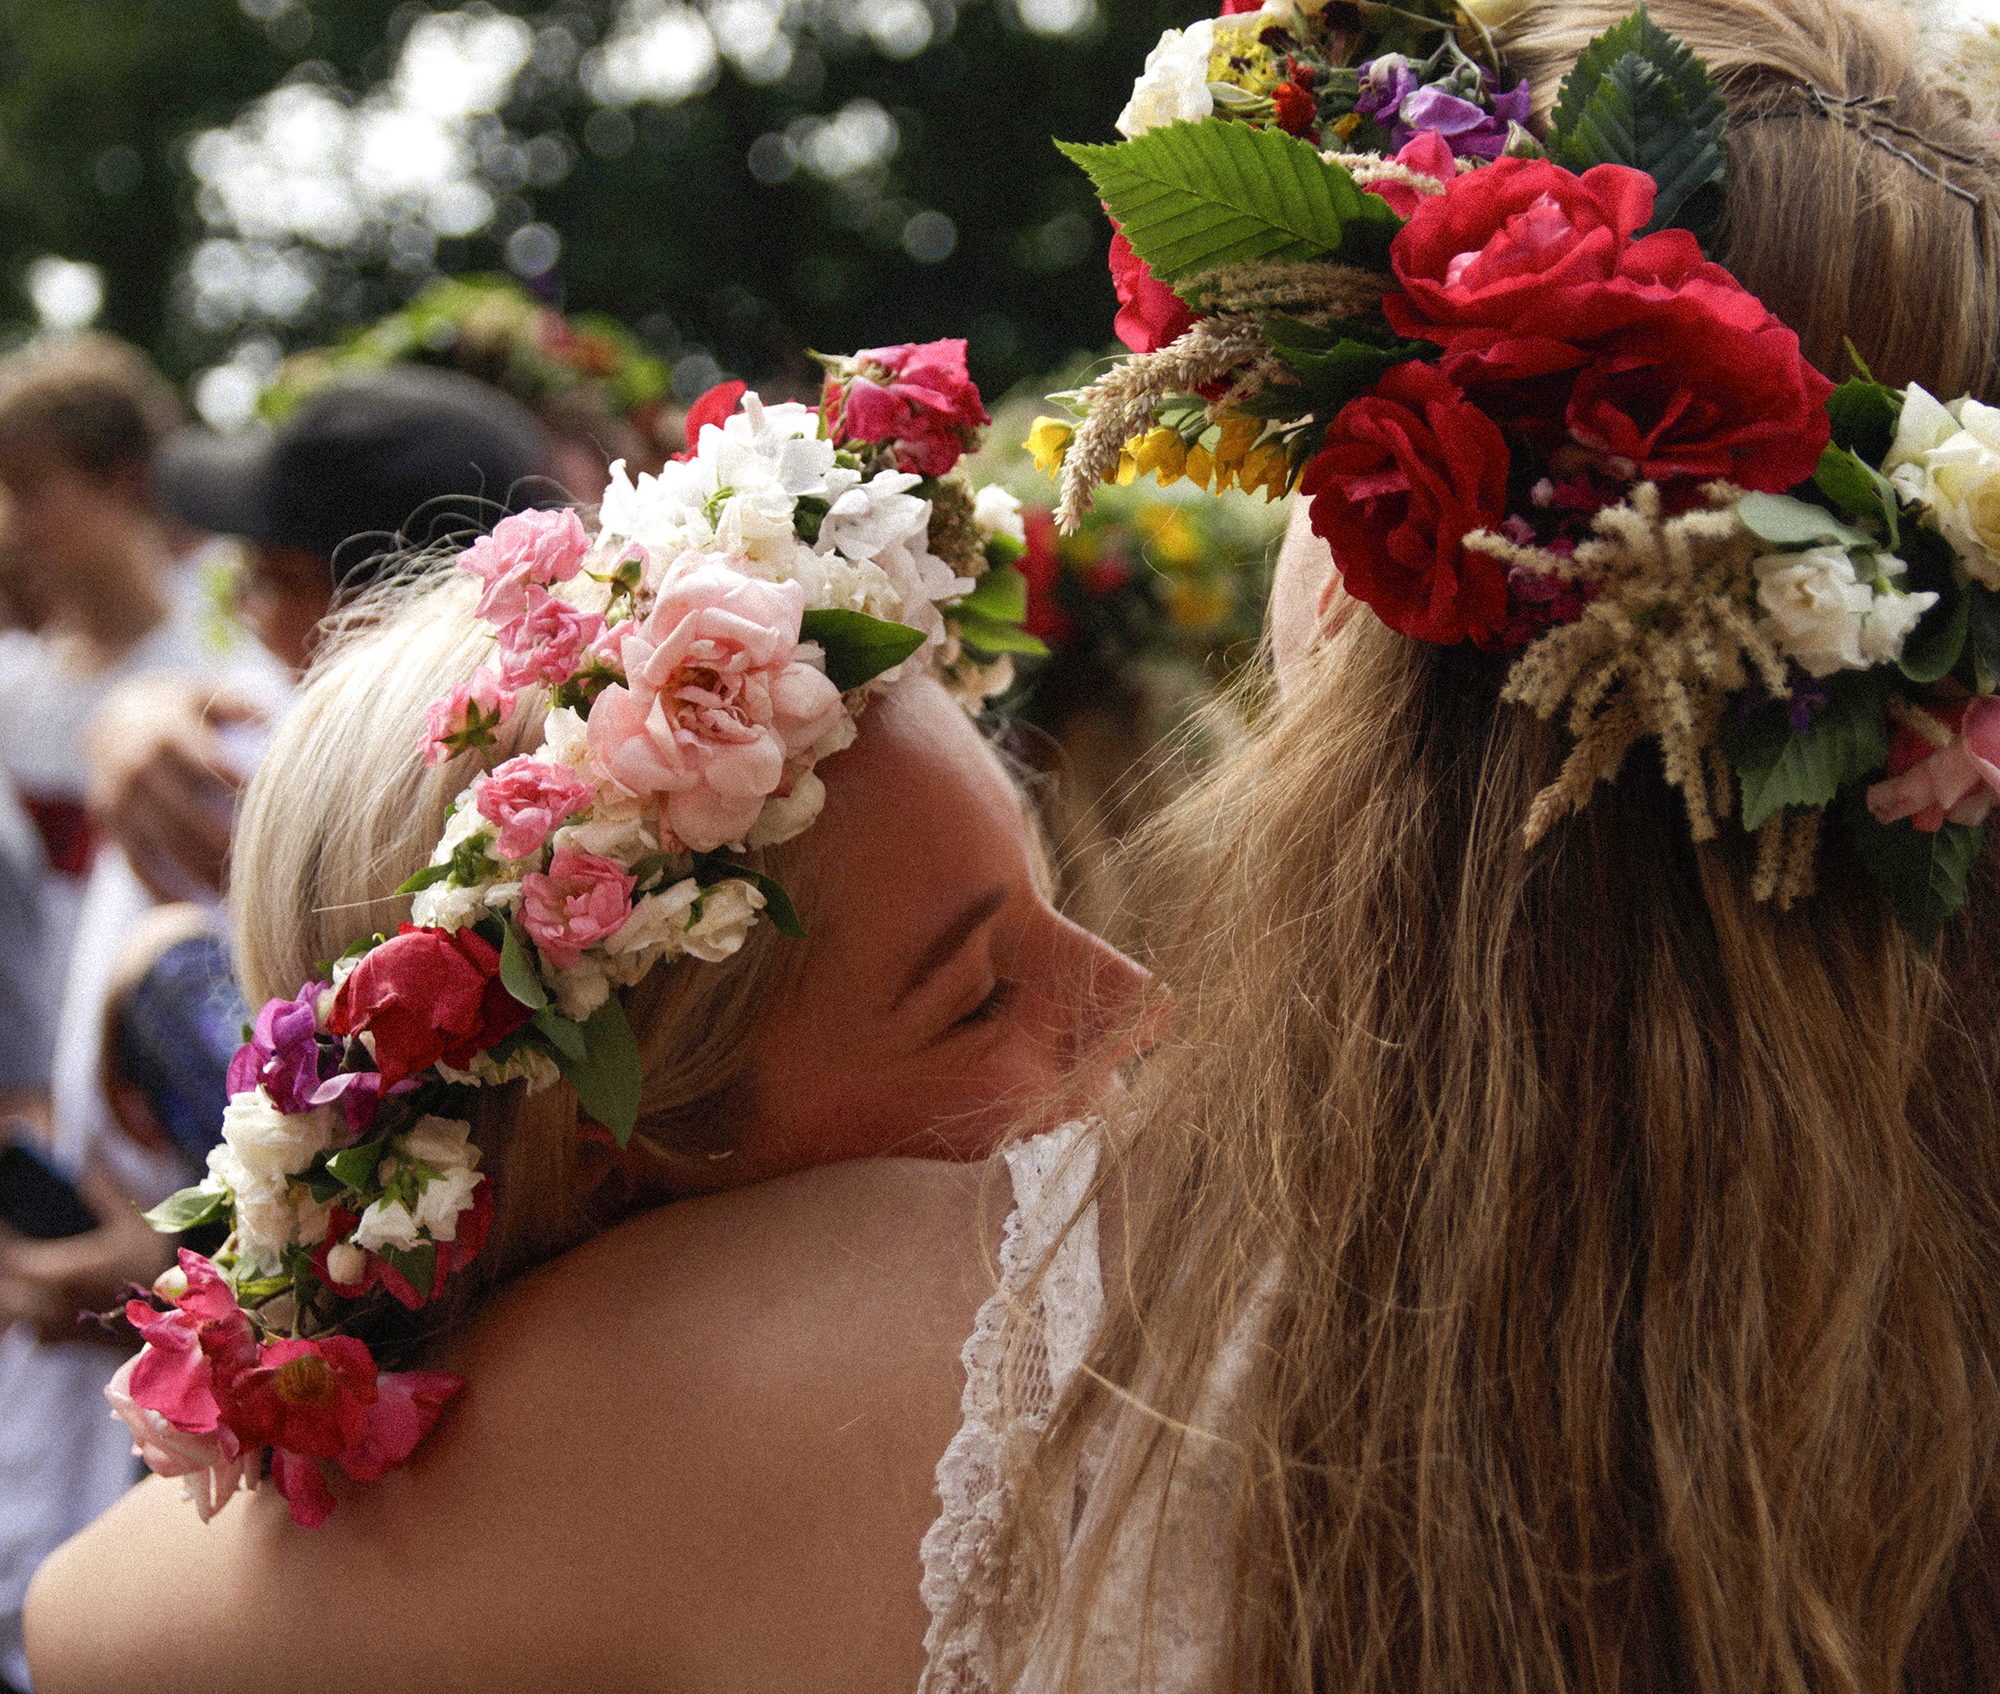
[1108,225,1200,355]
[329,925,533,1086]
[1300,361,1512,645]
[672,379,748,460]
[1018,509,1076,647]
[832,339,990,477]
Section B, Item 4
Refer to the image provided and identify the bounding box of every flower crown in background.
[110,340,1042,1530]
[1035,0,2000,944]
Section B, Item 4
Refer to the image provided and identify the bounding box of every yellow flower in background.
[1136,506,1202,569]
[1027,417,1073,476]
[1130,426,1188,487]
[1164,576,1234,631]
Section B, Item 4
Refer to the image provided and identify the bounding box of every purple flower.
[1356,53,1533,162]
[226,985,325,1115]
[1355,54,1420,130]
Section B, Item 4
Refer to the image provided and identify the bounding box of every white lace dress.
[918,1125,1258,1693]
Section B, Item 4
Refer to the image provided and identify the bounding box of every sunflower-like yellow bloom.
[1027,417,1074,476]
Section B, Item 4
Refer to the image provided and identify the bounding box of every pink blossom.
[495,586,606,690]
[458,508,591,627]
[420,667,516,767]
[835,339,990,478]
[521,847,637,969]
[1867,697,2000,831]
[1363,130,1458,221]
[339,1371,463,1481]
[105,1356,254,1523]
[475,756,597,859]
[585,563,847,852]
[122,1250,259,1435]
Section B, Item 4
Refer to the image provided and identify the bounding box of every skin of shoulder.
[26,1153,1007,1694]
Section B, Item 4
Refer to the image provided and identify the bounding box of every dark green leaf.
[380,1242,439,1303]
[1969,584,2000,685]
[1898,589,1969,684]
[799,608,927,690]
[498,923,549,1010]
[956,562,1028,623]
[324,1141,385,1194]
[1260,316,1435,417]
[1719,670,1891,832]
[531,1005,589,1064]
[1844,792,1986,949]
[142,1185,229,1234]
[1547,5,1728,240]
[1812,444,1886,521]
[298,1166,345,1203]
[395,862,452,895]
[954,609,1053,657]
[564,995,643,1148]
[1826,376,1903,465]
[737,870,806,939]
[982,533,1026,572]
[1057,119,1401,283]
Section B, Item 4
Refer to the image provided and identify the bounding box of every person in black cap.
[156,363,563,673]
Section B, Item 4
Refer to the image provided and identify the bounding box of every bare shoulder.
[27,1156,1007,1694]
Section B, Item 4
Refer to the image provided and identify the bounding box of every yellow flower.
[1183,443,1216,492]
[1331,112,1363,141]
[1212,411,1263,467]
[1165,577,1233,631]
[1130,426,1188,488]
[1115,446,1138,486]
[1236,443,1293,501]
[1137,506,1202,568]
[1027,417,1073,477]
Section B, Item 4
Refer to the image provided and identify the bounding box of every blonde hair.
[969,3,2000,1688]
[230,569,810,1333]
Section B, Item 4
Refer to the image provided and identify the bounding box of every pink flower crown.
[112,344,1043,1528]
[1038,2,2000,942]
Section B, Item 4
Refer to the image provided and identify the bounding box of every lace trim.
[916,1123,1101,1694]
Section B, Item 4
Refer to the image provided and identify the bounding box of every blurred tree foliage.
[0,0,1199,398]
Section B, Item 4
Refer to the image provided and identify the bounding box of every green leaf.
[1547,5,1728,240]
[1261,315,1436,416]
[395,861,452,895]
[1826,376,1903,465]
[1810,444,1901,549]
[1966,584,2000,682]
[954,609,1052,657]
[531,1005,589,1064]
[1844,792,1986,949]
[799,607,927,690]
[324,1141,385,1194]
[564,995,643,1148]
[1735,491,1871,551]
[982,533,1026,572]
[1056,119,1401,283]
[736,869,806,939]
[955,562,1028,623]
[1719,670,1891,832]
[142,1185,229,1234]
[380,1242,439,1303]
[1898,589,1969,684]
[498,923,549,1010]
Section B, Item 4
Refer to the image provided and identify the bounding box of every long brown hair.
[972,2,2000,1688]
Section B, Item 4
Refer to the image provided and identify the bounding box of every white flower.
[208,1140,333,1275]
[218,1088,337,1188]
[410,878,521,931]
[399,1114,479,1172]
[745,770,825,848]
[1883,383,2000,589]
[549,957,613,1021]
[1117,19,1217,138]
[353,1198,422,1255]
[412,1167,483,1241]
[540,705,590,768]
[435,1047,562,1091]
[972,483,1026,549]
[683,878,766,963]
[550,805,659,862]
[1754,546,1936,676]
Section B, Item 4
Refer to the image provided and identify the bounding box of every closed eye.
[953,978,1018,1030]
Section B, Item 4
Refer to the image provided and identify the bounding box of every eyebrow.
[892,886,1007,1012]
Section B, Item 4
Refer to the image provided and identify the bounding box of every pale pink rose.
[1867,697,2000,831]
[495,586,606,690]
[585,562,847,852]
[520,847,636,969]
[105,1356,252,1522]
[458,508,590,627]
[475,756,597,859]
[420,667,516,767]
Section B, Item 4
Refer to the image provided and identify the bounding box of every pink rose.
[475,756,597,860]
[122,1250,260,1435]
[496,586,606,690]
[105,1356,253,1522]
[458,507,590,627]
[1363,131,1457,221]
[585,562,847,852]
[420,667,516,767]
[521,847,637,970]
[338,1370,463,1482]
[1867,698,2000,831]
[833,339,991,477]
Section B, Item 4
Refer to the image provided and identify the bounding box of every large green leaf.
[1844,793,1986,950]
[1735,491,1870,551]
[498,923,549,1011]
[799,608,926,691]
[1057,118,1400,284]
[1547,5,1727,240]
[1898,590,1969,684]
[955,562,1028,623]
[1968,584,2000,688]
[1719,670,1890,833]
[954,609,1051,658]
[1261,315,1436,418]
[142,1184,230,1234]
[552,995,643,1148]
[1826,376,1903,465]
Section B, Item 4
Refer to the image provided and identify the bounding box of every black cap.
[156,365,566,587]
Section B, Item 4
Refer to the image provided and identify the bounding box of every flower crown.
[110,340,1041,1529]
[1035,0,1999,944]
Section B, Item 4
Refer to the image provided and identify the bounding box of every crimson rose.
[1299,361,1512,645]
[328,923,532,1086]
[1108,224,1199,355]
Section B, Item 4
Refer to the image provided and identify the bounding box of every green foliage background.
[0,0,1205,397]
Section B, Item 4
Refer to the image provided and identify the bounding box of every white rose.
[551,808,658,862]
[398,1114,479,1173]
[410,878,520,931]
[412,1167,483,1242]
[1882,385,2000,589]
[971,483,1026,548]
[683,878,766,963]
[218,1088,337,1188]
[353,1198,422,1255]
[746,770,825,848]
[1754,547,1876,676]
[540,706,590,769]
[1116,20,1217,138]
[210,1141,332,1274]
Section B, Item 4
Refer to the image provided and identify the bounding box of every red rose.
[1298,361,1512,645]
[834,338,990,478]
[1108,224,1200,355]
[1562,281,1833,491]
[672,379,748,461]
[1384,159,1718,385]
[328,924,532,1086]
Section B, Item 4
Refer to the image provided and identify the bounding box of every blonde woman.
[31,1,2000,1690]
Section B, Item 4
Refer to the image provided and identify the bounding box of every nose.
[1045,912,1159,1073]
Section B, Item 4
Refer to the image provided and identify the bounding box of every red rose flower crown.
[1033,1,2000,944]
[112,343,1044,1529]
